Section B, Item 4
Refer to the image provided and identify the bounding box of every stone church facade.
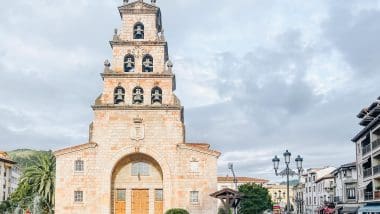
[54,1,220,214]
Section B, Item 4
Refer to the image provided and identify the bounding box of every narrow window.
[116,189,126,201]
[190,191,199,204]
[114,86,125,104]
[151,87,162,104]
[75,160,84,172]
[190,161,199,173]
[142,55,154,72]
[155,189,163,201]
[132,87,144,104]
[124,54,135,72]
[134,23,144,39]
[74,191,83,202]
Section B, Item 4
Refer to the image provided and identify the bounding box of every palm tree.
[21,152,55,213]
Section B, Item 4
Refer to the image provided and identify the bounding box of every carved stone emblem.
[130,117,145,141]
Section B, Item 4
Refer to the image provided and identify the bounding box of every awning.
[342,206,359,213]
[358,205,380,212]
[360,180,372,189]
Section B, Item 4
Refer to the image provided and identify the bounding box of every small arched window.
[124,54,135,72]
[132,87,144,104]
[114,86,125,104]
[134,23,144,39]
[151,87,162,104]
[142,55,154,72]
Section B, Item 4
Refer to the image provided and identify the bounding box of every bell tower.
[94,0,181,117]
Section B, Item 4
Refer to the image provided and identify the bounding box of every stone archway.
[111,153,164,214]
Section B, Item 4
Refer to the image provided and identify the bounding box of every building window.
[116,189,126,201]
[74,191,83,202]
[132,87,144,104]
[151,87,162,104]
[114,86,125,104]
[190,191,199,204]
[347,188,356,199]
[190,161,199,173]
[131,162,150,176]
[75,160,84,172]
[155,189,163,201]
[134,23,144,39]
[124,54,135,72]
[142,55,153,72]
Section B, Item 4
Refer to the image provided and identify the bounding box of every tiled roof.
[0,151,16,164]
[54,142,98,156]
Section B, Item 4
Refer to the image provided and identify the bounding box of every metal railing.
[363,144,372,155]
[365,191,374,201]
[364,167,373,178]
[333,196,342,203]
[374,165,380,175]
[373,139,380,150]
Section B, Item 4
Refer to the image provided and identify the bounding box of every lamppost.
[272,150,303,214]
[295,195,304,214]
[228,163,238,214]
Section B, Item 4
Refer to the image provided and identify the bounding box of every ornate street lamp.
[272,150,304,214]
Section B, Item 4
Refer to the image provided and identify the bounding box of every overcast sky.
[1,0,380,181]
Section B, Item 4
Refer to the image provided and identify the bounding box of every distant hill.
[8,149,51,170]
[280,179,299,186]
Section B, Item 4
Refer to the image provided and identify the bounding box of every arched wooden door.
[112,153,163,214]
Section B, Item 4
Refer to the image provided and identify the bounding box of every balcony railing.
[334,196,342,203]
[364,168,373,178]
[374,165,380,175]
[365,191,374,201]
[373,139,380,150]
[363,144,372,155]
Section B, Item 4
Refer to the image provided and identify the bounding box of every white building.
[332,162,360,214]
[0,151,20,202]
[217,176,268,190]
[293,181,305,214]
[352,96,380,213]
[315,174,335,206]
[303,167,336,214]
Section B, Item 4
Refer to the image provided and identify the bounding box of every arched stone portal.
[111,153,163,214]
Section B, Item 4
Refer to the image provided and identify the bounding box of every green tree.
[238,183,272,214]
[165,208,190,214]
[11,152,56,213]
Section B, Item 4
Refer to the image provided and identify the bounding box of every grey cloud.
[323,3,380,76]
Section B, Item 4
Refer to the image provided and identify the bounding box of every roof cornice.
[92,104,182,111]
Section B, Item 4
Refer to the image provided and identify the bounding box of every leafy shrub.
[165,208,190,214]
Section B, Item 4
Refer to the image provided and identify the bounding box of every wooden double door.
[115,189,163,214]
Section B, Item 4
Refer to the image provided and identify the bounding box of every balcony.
[365,191,374,201]
[373,139,380,150]
[364,168,373,178]
[374,165,380,176]
[363,144,372,155]
[334,196,342,203]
